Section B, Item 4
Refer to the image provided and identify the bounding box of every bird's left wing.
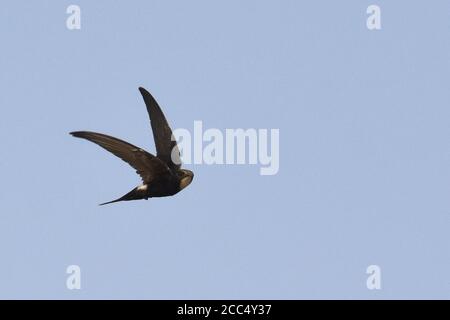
[70,131,170,183]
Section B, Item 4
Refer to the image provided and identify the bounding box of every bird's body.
[71,87,193,205]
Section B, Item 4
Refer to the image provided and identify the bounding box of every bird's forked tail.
[99,187,145,206]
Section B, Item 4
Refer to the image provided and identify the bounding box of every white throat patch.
[137,184,148,191]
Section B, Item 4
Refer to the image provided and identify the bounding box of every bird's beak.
[179,175,193,190]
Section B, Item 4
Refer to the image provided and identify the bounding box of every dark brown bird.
[70,87,194,205]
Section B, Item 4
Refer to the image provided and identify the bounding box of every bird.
[70,87,194,205]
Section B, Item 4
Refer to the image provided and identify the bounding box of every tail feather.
[99,198,125,206]
[99,187,144,206]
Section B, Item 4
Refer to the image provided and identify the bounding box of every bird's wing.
[70,131,170,183]
[138,87,181,170]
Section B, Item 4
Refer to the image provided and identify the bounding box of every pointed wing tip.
[138,87,148,94]
[139,87,156,102]
[70,131,86,138]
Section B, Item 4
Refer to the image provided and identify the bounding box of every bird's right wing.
[70,131,170,183]
[138,87,181,170]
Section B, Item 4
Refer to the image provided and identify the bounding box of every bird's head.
[179,169,194,190]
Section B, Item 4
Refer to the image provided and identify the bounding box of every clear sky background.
[1,1,450,299]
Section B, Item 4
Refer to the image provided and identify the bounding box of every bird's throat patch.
[137,185,148,191]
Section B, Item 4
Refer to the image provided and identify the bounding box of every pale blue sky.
[1,1,450,299]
